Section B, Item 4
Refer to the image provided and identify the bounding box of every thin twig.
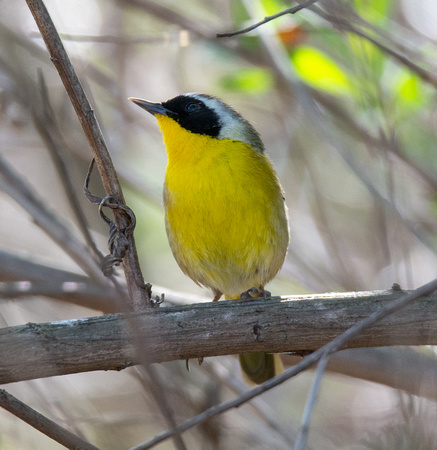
[30,30,168,45]
[25,0,149,310]
[324,347,437,402]
[220,0,437,89]
[241,2,437,258]
[36,69,102,259]
[135,366,188,450]
[310,5,437,89]
[136,278,437,449]
[311,90,437,191]
[202,361,297,447]
[0,389,99,450]
[294,352,330,450]
[216,0,319,38]
[122,0,212,39]
[0,154,106,284]
[0,280,121,313]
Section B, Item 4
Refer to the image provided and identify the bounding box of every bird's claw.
[240,287,271,299]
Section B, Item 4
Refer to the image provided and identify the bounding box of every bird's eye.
[185,102,202,112]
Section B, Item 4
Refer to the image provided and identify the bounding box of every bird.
[129,93,289,384]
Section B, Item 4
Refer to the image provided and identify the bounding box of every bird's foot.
[185,357,204,371]
[240,287,271,299]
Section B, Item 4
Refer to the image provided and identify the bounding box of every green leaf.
[291,46,351,95]
[260,0,290,16]
[220,67,274,94]
[353,0,394,24]
[393,72,423,105]
[348,34,385,77]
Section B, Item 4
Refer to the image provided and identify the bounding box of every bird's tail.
[239,352,283,385]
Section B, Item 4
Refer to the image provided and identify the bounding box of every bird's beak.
[128,97,175,118]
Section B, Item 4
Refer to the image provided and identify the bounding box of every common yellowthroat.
[129,93,289,384]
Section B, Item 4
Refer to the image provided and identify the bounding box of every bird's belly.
[164,180,287,298]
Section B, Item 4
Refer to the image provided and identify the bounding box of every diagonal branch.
[0,154,105,284]
[36,70,102,258]
[218,0,437,90]
[294,352,329,450]
[310,5,437,89]
[0,390,99,450]
[21,4,184,444]
[216,0,320,38]
[25,0,149,310]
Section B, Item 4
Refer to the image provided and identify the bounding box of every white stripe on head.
[187,93,264,153]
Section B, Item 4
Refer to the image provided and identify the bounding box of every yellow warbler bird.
[129,93,289,384]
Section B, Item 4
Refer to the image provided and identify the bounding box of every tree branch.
[310,5,437,89]
[0,155,105,284]
[36,70,102,259]
[216,0,319,38]
[325,347,437,401]
[1,288,436,385]
[25,0,149,310]
[0,390,99,450]
[136,278,437,449]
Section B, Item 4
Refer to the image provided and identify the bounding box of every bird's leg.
[263,289,272,298]
[212,292,222,302]
[240,286,271,299]
[190,291,222,368]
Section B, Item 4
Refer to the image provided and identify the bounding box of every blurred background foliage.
[1,0,437,448]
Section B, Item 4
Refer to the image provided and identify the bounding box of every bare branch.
[217,0,437,90]
[0,389,99,450]
[0,249,121,312]
[1,287,436,385]
[135,366,188,450]
[202,362,297,445]
[36,70,102,259]
[25,0,149,310]
[138,278,437,448]
[325,347,437,401]
[310,5,437,89]
[0,155,106,284]
[294,353,329,450]
[216,0,319,38]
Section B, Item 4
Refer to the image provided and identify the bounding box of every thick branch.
[0,289,436,384]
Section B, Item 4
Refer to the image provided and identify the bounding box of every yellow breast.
[157,115,289,298]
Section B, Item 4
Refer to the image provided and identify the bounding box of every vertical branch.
[294,353,330,450]
[25,0,150,310]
